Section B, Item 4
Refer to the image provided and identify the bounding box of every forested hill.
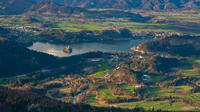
[0,0,86,15]
[2,0,200,15]
[0,0,33,14]
[0,37,56,77]
[0,0,149,22]
[34,0,200,10]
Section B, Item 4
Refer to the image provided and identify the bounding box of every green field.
[90,71,107,77]
[118,84,135,93]
[98,88,116,100]
[181,58,200,77]
[116,101,199,111]
[1,10,200,35]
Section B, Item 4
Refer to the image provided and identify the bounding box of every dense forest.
[137,36,200,57]
[0,37,56,77]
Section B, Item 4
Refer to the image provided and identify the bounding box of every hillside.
[28,1,149,20]
[0,37,56,77]
[136,36,200,56]
[0,86,163,112]
[0,0,33,14]
[0,0,87,15]
[28,1,87,16]
[34,0,200,10]
[2,35,200,111]
[0,0,150,22]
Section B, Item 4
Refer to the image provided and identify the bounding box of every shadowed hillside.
[0,0,33,14]
[0,37,56,77]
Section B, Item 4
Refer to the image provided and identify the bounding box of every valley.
[0,0,200,112]
[1,9,200,34]
[1,35,200,111]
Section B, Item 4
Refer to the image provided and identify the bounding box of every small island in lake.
[63,46,72,54]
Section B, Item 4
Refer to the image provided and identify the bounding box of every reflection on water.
[28,39,152,57]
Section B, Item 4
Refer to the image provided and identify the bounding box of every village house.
[142,74,153,83]
[90,58,102,62]
[133,84,142,89]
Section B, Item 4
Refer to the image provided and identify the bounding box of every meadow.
[1,10,200,35]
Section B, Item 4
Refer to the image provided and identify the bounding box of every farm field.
[1,10,200,35]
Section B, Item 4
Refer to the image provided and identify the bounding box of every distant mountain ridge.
[0,0,34,14]
[0,0,150,22]
[1,0,200,14]
[0,0,87,15]
[28,1,87,15]
[34,0,200,10]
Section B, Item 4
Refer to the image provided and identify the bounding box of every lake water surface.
[28,39,152,57]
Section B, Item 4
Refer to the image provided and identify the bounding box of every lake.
[28,39,152,57]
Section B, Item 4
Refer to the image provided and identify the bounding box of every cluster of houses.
[88,55,120,62]
[154,32,185,38]
[109,55,120,61]
[132,31,184,39]
[130,45,145,54]
[15,25,41,33]
[133,74,153,89]
[133,74,153,88]
[110,25,186,39]
[132,32,154,38]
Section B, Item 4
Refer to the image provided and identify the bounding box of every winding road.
[72,81,92,104]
